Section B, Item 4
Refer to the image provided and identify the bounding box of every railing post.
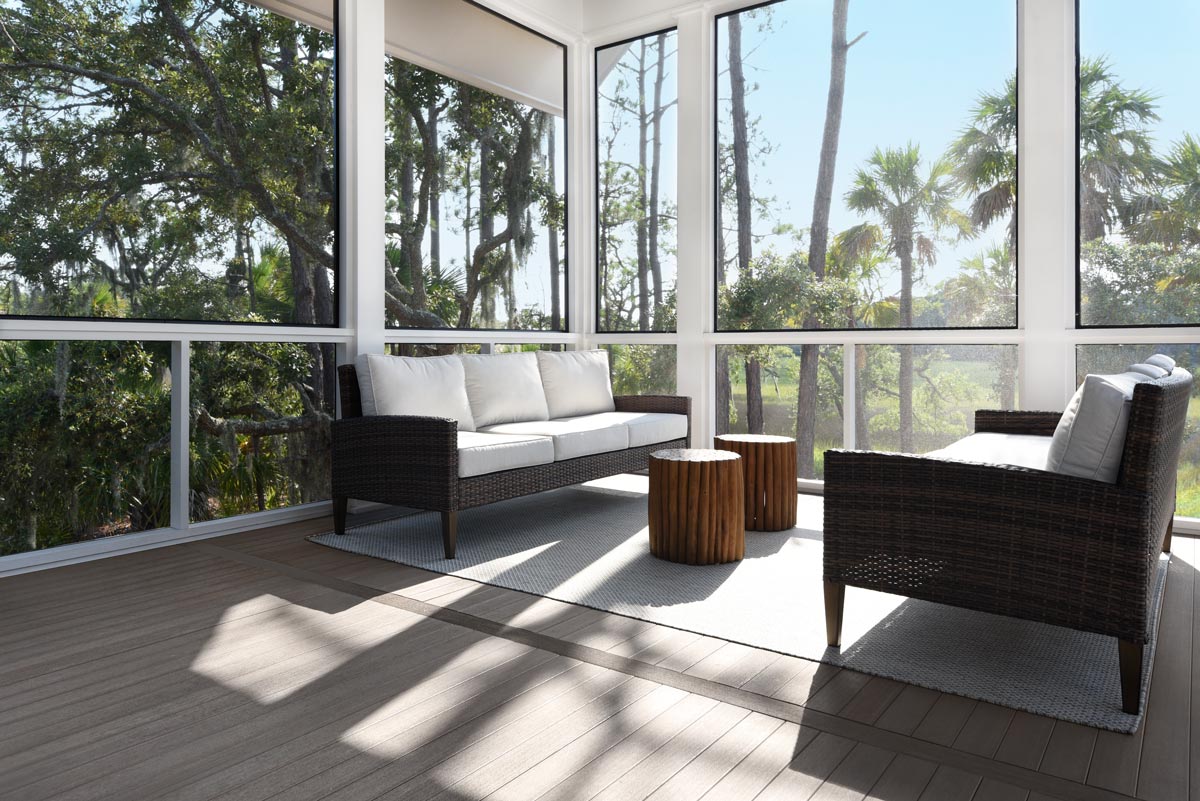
[170,339,190,531]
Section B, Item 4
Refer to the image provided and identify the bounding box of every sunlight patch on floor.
[189,595,418,702]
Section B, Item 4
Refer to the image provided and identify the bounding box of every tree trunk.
[728,15,753,279]
[649,32,667,328]
[728,15,762,436]
[478,139,494,327]
[796,345,819,471]
[636,41,651,331]
[899,242,915,452]
[548,118,561,330]
[716,349,731,435]
[428,101,440,275]
[796,0,853,478]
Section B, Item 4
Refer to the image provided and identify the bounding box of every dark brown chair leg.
[441,511,458,559]
[824,581,845,648]
[1118,639,1144,715]
[1164,515,1174,554]
[333,497,348,535]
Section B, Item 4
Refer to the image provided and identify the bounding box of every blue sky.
[1082,0,1200,152]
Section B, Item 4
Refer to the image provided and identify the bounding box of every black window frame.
[712,0,1020,334]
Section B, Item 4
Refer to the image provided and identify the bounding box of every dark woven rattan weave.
[331,364,690,557]
[822,369,1193,716]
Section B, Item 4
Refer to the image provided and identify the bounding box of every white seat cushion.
[536,350,616,419]
[570,411,688,448]
[461,353,550,428]
[457,431,553,478]
[481,415,630,461]
[1047,371,1151,483]
[926,432,1054,471]
[355,353,475,432]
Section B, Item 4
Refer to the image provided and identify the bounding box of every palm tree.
[1128,133,1200,250]
[845,144,970,451]
[949,75,1016,248]
[941,244,1018,409]
[1078,57,1159,242]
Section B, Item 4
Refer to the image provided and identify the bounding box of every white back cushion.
[536,350,616,419]
[1146,354,1176,372]
[355,354,475,431]
[1128,362,1169,379]
[1046,371,1151,483]
[462,352,550,428]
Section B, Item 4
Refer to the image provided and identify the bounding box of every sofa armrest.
[823,449,1155,642]
[974,409,1062,436]
[331,415,457,509]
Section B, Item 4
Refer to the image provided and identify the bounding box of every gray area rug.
[311,475,1168,732]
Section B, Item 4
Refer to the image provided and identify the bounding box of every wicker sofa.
[823,366,1193,716]
[332,352,690,558]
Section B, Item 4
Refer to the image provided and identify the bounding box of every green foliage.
[0,341,170,555]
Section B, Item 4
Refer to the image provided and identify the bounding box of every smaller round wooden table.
[714,434,797,531]
[648,449,744,565]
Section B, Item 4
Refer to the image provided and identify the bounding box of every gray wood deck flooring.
[1,514,1194,801]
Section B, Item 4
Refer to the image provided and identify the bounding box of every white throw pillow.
[536,350,617,420]
[1128,362,1169,379]
[354,354,475,431]
[1146,353,1176,372]
[461,352,550,428]
[1045,371,1151,483]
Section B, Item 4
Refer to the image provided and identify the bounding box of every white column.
[675,9,715,447]
[170,339,190,530]
[338,0,388,368]
[568,38,592,341]
[1018,0,1076,410]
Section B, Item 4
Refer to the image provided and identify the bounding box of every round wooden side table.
[714,434,797,531]
[648,448,744,565]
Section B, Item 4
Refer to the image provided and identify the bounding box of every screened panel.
[715,0,1016,331]
[1078,0,1200,326]
[716,344,843,479]
[0,340,170,556]
[0,0,336,325]
[190,341,335,522]
[596,29,679,332]
[383,50,567,331]
[855,344,1018,454]
[603,344,677,395]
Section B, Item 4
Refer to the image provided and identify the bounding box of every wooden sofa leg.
[1164,515,1174,554]
[441,511,458,559]
[824,581,845,648]
[1118,639,1144,715]
[334,497,348,536]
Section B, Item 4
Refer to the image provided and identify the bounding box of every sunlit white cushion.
[457,431,553,478]
[355,353,475,432]
[536,350,616,419]
[481,415,630,460]
[926,432,1053,471]
[571,411,688,448]
[461,353,550,428]
[1046,371,1151,483]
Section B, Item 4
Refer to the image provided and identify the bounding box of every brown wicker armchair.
[332,364,690,558]
[823,369,1193,715]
